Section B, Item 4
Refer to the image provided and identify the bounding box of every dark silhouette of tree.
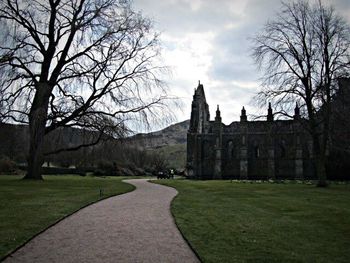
[0,0,171,179]
[251,0,350,186]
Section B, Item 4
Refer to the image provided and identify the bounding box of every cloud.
[132,0,350,128]
[203,79,259,124]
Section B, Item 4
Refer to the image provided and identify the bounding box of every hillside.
[0,120,190,170]
[130,119,189,149]
[129,120,189,169]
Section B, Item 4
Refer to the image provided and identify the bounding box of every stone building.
[187,82,315,180]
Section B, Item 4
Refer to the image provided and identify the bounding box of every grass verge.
[157,179,350,263]
[0,175,135,259]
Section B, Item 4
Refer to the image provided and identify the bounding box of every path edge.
[0,181,136,262]
[150,180,203,263]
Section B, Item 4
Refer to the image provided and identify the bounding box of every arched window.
[227,141,234,159]
[202,140,212,159]
[280,139,286,158]
[280,145,286,158]
[254,146,260,158]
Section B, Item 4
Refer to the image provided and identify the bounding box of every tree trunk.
[312,133,328,187]
[316,154,327,187]
[24,83,51,180]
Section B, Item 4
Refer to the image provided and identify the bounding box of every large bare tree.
[0,0,170,179]
[251,0,350,186]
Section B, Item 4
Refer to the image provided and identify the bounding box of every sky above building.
[133,0,350,126]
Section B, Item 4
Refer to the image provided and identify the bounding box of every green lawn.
[0,175,135,259]
[157,180,350,263]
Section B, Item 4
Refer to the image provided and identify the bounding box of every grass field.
[157,180,350,263]
[0,175,135,259]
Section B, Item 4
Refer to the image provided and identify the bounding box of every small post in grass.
[99,188,103,198]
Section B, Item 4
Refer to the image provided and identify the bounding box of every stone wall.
[187,83,315,180]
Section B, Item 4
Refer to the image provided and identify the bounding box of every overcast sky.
[133,0,350,126]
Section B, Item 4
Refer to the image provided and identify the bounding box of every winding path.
[5,179,199,263]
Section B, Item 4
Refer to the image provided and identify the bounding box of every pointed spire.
[240,106,247,122]
[196,81,204,97]
[216,105,221,116]
[294,102,300,120]
[267,102,273,121]
[215,104,221,122]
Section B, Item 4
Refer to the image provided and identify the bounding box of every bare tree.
[251,0,350,186]
[0,0,171,179]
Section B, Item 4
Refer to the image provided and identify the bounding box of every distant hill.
[123,120,190,170]
[128,120,189,169]
[130,119,189,149]
[0,120,190,170]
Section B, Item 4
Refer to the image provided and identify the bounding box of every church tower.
[189,81,210,133]
[187,81,210,178]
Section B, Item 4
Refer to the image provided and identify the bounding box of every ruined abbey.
[186,82,315,180]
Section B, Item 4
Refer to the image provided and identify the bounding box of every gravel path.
[4,179,199,263]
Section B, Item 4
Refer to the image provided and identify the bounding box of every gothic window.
[280,139,286,158]
[280,145,286,158]
[254,146,260,158]
[202,140,212,159]
[227,141,234,159]
[242,135,246,145]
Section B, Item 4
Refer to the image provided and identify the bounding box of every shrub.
[0,156,16,174]
[94,160,116,176]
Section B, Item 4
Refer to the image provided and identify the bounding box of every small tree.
[151,152,169,172]
[251,0,350,186]
[0,0,170,179]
